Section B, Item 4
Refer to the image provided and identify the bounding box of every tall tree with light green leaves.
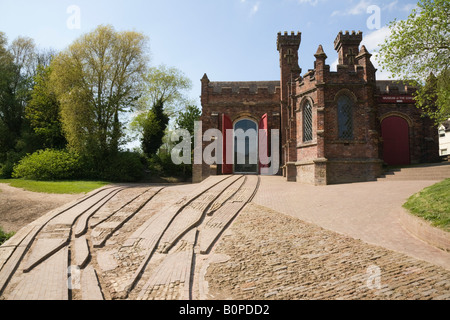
[377,0,450,124]
[130,64,192,155]
[26,65,67,149]
[50,25,149,158]
[0,34,37,155]
[139,65,192,117]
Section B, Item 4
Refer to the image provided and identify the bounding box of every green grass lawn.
[403,179,450,232]
[0,179,110,194]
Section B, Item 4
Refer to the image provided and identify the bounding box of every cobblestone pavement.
[0,176,449,300]
[254,176,450,269]
[203,203,450,300]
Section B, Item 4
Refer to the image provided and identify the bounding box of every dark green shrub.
[100,151,145,182]
[147,152,192,180]
[12,149,82,181]
[0,151,25,178]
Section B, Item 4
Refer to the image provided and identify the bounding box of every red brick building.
[194,30,440,185]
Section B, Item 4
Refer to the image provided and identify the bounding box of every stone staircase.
[378,162,450,181]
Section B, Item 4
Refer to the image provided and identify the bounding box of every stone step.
[378,163,450,181]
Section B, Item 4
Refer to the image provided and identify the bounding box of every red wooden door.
[259,114,269,174]
[222,114,233,174]
[382,116,410,166]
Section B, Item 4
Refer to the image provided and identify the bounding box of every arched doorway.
[381,116,410,166]
[234,119,258,174]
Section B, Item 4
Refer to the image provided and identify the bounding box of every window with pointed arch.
[303,101,313,142]
[337,95,354,140]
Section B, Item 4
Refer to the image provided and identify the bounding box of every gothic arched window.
[338,95,353,140]
[303,102,313,142]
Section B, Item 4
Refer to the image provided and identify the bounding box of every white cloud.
[349,0,372,15]
[251,2,260,16]
[361,25,391,52]
[382,0,398,12]
[240,0,260,17]
[298,0,320,5]
[331,58,339,72]
[380,1,417,13]
[330,27,394,79]
[332,0,372,16]
[401,3,418,13]
[361,26,394,79]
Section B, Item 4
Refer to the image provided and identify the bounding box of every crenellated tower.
[277,31,302,180]
[334,30,363,66]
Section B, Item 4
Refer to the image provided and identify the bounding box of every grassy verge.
[0,227,15,246]
[0,179,110,194]
[403,179,450,232]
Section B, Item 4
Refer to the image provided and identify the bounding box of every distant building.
[439,120,450,156]
[195,30,440,185]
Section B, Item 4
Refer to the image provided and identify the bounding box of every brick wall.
[196,30,440,185]
[194,75,281,182]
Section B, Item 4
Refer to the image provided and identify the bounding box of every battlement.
[376,80,417,95]
[277,31,301,51]
[334,30,363,51]
[209,81,280,95]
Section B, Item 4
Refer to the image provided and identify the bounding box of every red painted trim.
[222,114,233,174]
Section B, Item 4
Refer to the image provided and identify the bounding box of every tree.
[141,99,169,157]
[10,36,36,81]
[175,105,201,137]
[139,64,192,117]
[26,65,66,149]
[131,64,192,155]
[378,0,450,124]
[0,32,22,154]
[50,25,149,158]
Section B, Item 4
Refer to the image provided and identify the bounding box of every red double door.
[222,114,269,174]
[381,116,410,166]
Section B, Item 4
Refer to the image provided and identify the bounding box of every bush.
[147,152,192,180]
[0,151,25,178]
[100,151,145,182]
[12,149,82,181]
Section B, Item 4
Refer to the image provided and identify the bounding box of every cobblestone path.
[204,203,450,300]
[0,176,449,300]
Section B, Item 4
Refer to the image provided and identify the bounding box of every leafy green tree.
[175,105,201,137]
[26,65,66,149]
[0,32,18,155]
[0,34,36,155]
[131,64,192,156]
[139,65,192,117]
[50,25,149,158]
[141,99,169,157]
[378,0,450,124]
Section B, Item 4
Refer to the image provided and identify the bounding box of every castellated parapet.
[277,31,301,51]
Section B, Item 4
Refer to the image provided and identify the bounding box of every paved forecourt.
[0,175,449,300]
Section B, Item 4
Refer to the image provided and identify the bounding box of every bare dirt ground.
[0,183,82,234]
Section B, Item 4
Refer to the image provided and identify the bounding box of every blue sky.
[0,0,417,105]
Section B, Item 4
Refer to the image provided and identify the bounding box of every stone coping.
[398,207,450,252]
